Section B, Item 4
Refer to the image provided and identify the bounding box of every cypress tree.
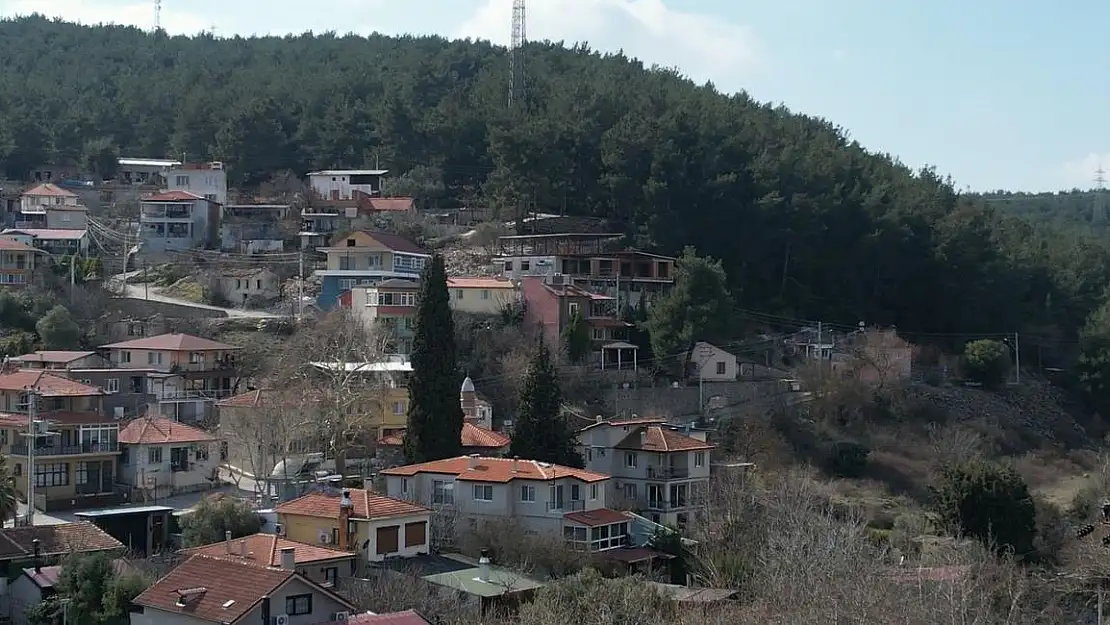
[404,254,464,463]
[510,339,583,467]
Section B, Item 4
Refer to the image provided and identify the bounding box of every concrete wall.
[603,380,792,420]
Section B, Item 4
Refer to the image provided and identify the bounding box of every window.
[120,351,131,364]
[392,401,405,415]
[346,238,357,247]
[401,478,409,494]
[147,351,163,365]
[520,485,535,502]
[35,463,68,488]
[694,452,705,468]
[625,452,638,468]
[432,480,454,505]
[377,292,416,306]
[174,175,189,186]
[521,261,531,271]
[338,278,357,291]
[285,594,312,616]
[585,448,593,463]
[195,445,210,461]
[75,462,90,485]
[106,378,119,393]
[568,302,579,317]
[148,447,163,464]
[481,290,490,300]
[570,484,581,501]
[503,261,513,271]
[716,361,726,375]
[322,567,338,585]
[455,289,463,300]
[590,484,599,500]
[592,328,605,340]
[235,279,241,289]
[473,484,493,502]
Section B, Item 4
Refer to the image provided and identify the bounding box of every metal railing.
[10,441,119,456]
[547,500,586,512]
[155,389,234,402]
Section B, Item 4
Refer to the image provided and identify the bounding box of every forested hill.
[971,190,1110,237]
[2,16,1110,346]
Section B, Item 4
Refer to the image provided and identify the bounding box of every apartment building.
[578,417,714,527]
[381,455,630,548]
[314,231,428,310]
[99,333,239,424]
[0,238,41,288]
[340,279,419,354]
[138,190,220,254]
[165,161,228,206]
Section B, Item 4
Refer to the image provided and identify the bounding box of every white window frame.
[520,485,536,502]
[625,452,637,468]
[472,484,493,502]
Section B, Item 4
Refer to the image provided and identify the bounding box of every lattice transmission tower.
[1096,163,1108,223]
[509,0,526,108]
[154,0,162,31]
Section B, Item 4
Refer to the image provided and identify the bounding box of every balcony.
[547,500,586,513]
[647,466,690,480]
[156,389,234,402]
[10,441,119,456]
[170,360,236,373]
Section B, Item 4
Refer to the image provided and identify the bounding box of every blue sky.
[1,0,1103,192]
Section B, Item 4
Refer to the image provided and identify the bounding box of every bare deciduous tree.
[219,386,316,500]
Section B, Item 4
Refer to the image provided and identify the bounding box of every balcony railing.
[10,441,119,456]
[647,466,690,480]
[547,500,586,513]
[156,389,234,402]
[431,495,455,506]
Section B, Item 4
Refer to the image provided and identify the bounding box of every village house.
[0,228,89,256]
[166,161,228,206]
[99,333,240,424]
[214,267,282,305]
[521,275,637,369]
[17,183,87,230]
[10,559,136,625]
[314,231,429,310]
[116,157,180,185]
[130,554,358,625]
[0,238,42,289]
[686,341,739,382]
[447,277,520,316]
[138,190,221,255]
[180,531,359,586]
[118,415,220,500]
[307,169,388,201]
[220,203,291,253]
[577,417,714,527]
[12,350,106,371]
[340,279,419,354]
[381,456,629,546]
[275,487,432,567]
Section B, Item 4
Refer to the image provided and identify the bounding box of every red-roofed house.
[313,230,430,310]
[381,456,630,547]
[12,350,105,371]
[17,183,87,230]
[130,554,357,625]
[577,418,714,527]
[99,333,240,423]
[180,532,358,585]
[0,237,43,288]
[520,276,637,369]
[118,415,220,498]
[275,488,431,566]
[447,276,520,315]
[139,190,220,255]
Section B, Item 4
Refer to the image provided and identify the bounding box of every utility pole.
[1014,331,1021,384]
[816,321,824,380]
[143,260,149,300]
[508,0,527,108]
[297,250,304,318]
[23,387,37,527]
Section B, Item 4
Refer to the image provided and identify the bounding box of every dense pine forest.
[2,16,1110,354]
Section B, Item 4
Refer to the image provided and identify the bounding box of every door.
[99,461,113,493]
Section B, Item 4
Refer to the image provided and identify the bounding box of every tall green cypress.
[404,254,464,463]
[509,340,583,467]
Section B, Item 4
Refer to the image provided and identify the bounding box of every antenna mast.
[509,0,526,108]
[154,0,162,32]
[1096,163,1108,223]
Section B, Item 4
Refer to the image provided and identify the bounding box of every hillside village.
[1,12,1110,625]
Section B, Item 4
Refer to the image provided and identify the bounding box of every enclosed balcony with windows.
[563,511,631,552]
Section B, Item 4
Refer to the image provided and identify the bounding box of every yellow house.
[0,369,121,511]
[314,230,429,310]
[0,238,43,289]
[447,277,520,315]
[275,488,432,568]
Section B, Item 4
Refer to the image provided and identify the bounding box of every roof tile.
[100,333,239,351]
[142,190,206,202]
[179,533,355,566]
[614,426,715,452]
[381,456,610,484]
[564,508,630,527]
[119,416,217,445]
[275,488,429,521]
[378,422,510,449]
[447,277,516,290]
[0,370,103,396]
[0,522,122,560]
[23,183,77,198]
[14,351,97,364]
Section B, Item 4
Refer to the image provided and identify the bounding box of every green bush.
[930,460,1036,557]
[821,440,870,478]
[962,339,1012,388]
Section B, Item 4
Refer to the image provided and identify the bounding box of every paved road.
[109,272,282,319]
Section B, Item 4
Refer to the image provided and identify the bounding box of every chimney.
[512,456,520,474]
[467,454,480,470]
[280,547,296,571]
[239,540,247,557]
[595,415,603,423]
[338,491,354,551]
[477,549,491,583]
[640,430,647,446]
[32,538,40,573]
[225,530,232,554]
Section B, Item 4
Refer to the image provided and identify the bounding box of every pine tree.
[562,309,590,364]
[404,254,464,463]
[510,340,583,467]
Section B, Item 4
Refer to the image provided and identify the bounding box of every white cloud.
[1058,152,1110,190]
[456,0,760,88]
[1,0,211,35]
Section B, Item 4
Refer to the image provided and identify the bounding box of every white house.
[130,554,357,625]
[139,190,219,253]
[686,341,739,382]
[216,267,281,304]
[117,157,181,185]
[166,162,228,206]
[118,415,220,498]
[307,169,388,200]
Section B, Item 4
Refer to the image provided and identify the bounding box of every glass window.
[285,594,312,616]
[473,484,493,502]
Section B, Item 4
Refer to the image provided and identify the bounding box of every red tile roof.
[216,389,264,408]
[310,611,431,625]
[134,555,356,623]
[381,456,610,484]
[564,508,630,527]
[180,533,355,566]
[23,183,77,198]
[0,370,104,396]
[14,350,97,364]
[362,231,427,255]
[0,522,122,560]
[615,426,715,452]
[579,416,670,431]
[3,228,87,239]
[0,238,39,252]
[366,197,415,213]
[100,333,239,351]
[378,423,511,450]
[447,277,516,290]
[275,488,430,521]
[119,416,216,445]
[142,190,206,202]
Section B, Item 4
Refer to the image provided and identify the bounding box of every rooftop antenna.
[153,0,162,32]
[508,0,526,108]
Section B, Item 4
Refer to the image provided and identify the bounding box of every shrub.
[962,339,1012,388]
[930,460,1036,557]
[821,440,870,478]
